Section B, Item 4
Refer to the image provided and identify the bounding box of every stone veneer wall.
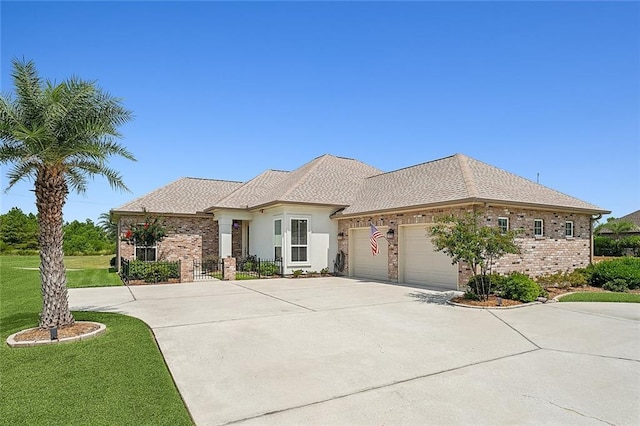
[337,205,593,287]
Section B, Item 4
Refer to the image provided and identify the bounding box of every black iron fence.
[193,258,224,280]
[236,255,283,280]
[120,259,181,284]
[193,256,283,280]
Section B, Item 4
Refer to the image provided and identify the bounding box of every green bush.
[466,274,507,296]
[123,260,180,283]
[589,258,640,289]
[259,261,280,276]
[603,278,629,293]
[536,268,589,288]
[501,272,543,303]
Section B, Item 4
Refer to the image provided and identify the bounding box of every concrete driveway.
[69,277,640,426]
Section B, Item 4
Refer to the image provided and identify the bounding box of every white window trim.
[273,218,282,260]
[289,216,310,265]
[135,244,157,261]
[498,217,509,234]
[565,221,574,238]
[534,219,544,238]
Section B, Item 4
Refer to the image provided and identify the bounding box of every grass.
[559,292,640,303]
[0,255,193,425]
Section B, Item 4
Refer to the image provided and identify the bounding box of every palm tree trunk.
[36,168,74,329]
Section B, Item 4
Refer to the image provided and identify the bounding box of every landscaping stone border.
[6,321,106,348]
[446,300,542,310]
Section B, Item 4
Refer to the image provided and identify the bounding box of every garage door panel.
[402,226,458,290]
[351,228,388,281]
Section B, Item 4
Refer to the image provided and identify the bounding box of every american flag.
[370,224,384,256]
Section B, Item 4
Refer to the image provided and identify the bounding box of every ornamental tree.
[429,211,521,300]
[121,215,167,249]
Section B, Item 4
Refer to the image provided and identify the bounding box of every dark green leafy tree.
[0,59,135,329]
[0,207,39,251]
[430,211,521,301]
[63,219,113,255]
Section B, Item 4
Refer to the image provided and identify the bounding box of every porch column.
[219,218,233,258]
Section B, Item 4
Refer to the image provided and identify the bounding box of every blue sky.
[1,1,638,223]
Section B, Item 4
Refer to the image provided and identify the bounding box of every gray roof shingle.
[341,154,607,215]
[112,177,243,215]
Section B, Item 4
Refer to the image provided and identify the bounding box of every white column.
[219,218,233,258]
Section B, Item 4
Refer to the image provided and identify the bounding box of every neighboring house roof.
[211,170,291,210]
[112,177,243,215]
[248,154,382,208]
[340,154,608,216]
[599,209,640,234]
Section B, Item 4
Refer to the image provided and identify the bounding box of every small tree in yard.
[121,215,167,260]
[429,211,521,301]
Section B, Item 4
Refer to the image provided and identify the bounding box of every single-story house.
[111,153,609,290]
[598,209,640,237]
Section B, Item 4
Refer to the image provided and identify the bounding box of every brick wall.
[119,214,219,263]
[338,205,593,287]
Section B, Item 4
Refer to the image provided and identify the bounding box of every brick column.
[223,257,236,281]
[181,259,193,283]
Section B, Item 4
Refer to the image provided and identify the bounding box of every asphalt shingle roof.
[599,209,640,233]
[112,177,243,215]
[341,154,607,215]
[213,170,290,209]
[249,154,382,207]
[113,153,608,217]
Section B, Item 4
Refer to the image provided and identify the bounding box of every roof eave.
[334,198,610,219]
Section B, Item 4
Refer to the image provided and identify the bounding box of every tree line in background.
[0,207,117,255]
[594,218,640,257]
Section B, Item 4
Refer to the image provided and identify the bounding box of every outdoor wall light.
[337,232,345,239]
[386,228,395,239]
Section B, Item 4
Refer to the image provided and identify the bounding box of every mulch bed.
[13,322,100,342]
[451,295,525,307]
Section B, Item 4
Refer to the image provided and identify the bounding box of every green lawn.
[559,292,640,303]
[0,255,193,425]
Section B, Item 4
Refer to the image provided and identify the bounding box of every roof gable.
[112,177,243,215]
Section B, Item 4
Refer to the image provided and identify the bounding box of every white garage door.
[401,226,458,290]
[350,227,388,281]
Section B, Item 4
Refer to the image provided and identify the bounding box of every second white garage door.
[401,225,458,290]
[350,227,388,281]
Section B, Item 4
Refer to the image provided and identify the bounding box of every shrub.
[501,272,543,303]
[292,269,303,278]
[466,274,507,296]
[259,261,280,276]
[603,279,629,293]
[536,269,589,289]
[589,257,640,289]
[122,259,180,283]
[320,267,329,276]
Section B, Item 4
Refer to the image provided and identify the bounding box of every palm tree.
[98,212,118,242]
[0,59,135,329]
